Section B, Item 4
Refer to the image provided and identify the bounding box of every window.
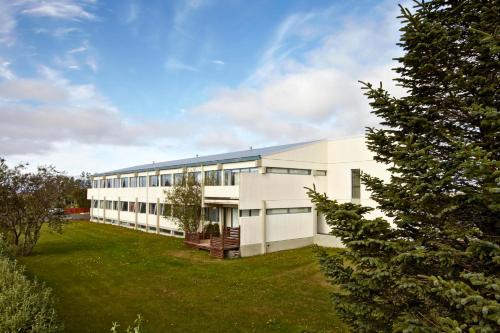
[148,226,157,232]
[160,203,172,216]
[113,201,118,210]
[149,175,159,187]
[315,170,327,176]
[351,169,361,203]
[266,208,287,215]
[240,209,260,217]
[266,167,311,175]
[105,200,112,209]
[173,173,185,186]
[129,177,137,187]
[204,207,219,221]
[288,207,311,214]
[173,230,184,237]
[121,201,128,211]
[106,179,112,188]
[204,170,221,186]
[138,176,147,187]
[113,178,120,188]
[224,169,240,186]
[160,228,171,234]
[289,168,310,175]
[139,202,146,214]
[128,202,136,213]
[149,203,157,215]
[138,224,147,230]
[93,180,98,188]
[99,179,105,188]
[187,172,201,185]
[92,200,98,208]
[266,207,311,215]
[99,200,104,209]
[121,177,129,188]
[160,174,172,187]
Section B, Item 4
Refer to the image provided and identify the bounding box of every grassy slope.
[19,221,348,333]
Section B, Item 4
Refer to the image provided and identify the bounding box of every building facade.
[87,137,389,257]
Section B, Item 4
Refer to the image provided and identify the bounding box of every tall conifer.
[308,1,499,331]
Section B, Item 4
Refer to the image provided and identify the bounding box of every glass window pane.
[351,169,361,201]
[289,169,311,175]
[266,208,288,215]
[160,174,172,186]
[288,207,311,214]
[267,167,288,174]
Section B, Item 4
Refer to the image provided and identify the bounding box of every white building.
[87,137,389,258]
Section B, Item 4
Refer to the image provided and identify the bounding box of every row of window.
[92,167,328,189]
[90,217,184,236]
[92,200,312,217]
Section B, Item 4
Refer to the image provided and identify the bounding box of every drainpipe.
[261,200,266,255]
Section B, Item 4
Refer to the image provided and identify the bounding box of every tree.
[0,159,67,256]
[308,1,499,332]
[61,172,92,209]
[165,173,202,233]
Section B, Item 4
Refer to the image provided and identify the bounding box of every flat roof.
[94,140,319,177]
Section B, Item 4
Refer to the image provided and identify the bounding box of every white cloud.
[189,0,406,146]
[20,0,96,20]
[0,59,16,80]
[164,58,197,72]
[211,59,225,65]
[0,0,17,45]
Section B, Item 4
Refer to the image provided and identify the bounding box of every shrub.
[0,236,62,332]
[203,223,220,237]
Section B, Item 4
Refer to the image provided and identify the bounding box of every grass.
[18,221,348,333]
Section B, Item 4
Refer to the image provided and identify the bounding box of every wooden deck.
[185,227,240,259]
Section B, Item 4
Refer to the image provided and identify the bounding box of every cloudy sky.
[0,0,407,175]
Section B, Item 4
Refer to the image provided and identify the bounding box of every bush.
[0,236,62,332]
[203,223,220,237]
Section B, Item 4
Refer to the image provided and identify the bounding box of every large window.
[99,179,105,188]
[187,172,201,185]
[92,180,98,188]
[106,179,112,188]
[92,200,98,208]
[160,174,172,187]
[99,200,104,209]
[149,175,159,187]
[139,202,146,214]
[121,177,129,188]
[160,203,172,216]
[130,177,137,187]
[113,201,118,210]
[121,201,128,211]
[204,207,219,222]
[351,169,361,203]
[105,200,112,209]
[224,168,258,185]
[138,176,147,187]
[267,167,311,175]
[173,173,185,186]
[204,170,221,186]
[266,207,311,215]
[149,203,157,215]
[113,178,120,188]
[128,202,136,213]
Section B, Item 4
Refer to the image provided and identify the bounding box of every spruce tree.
[308,1,499,331]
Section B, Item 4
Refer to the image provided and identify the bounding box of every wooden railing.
[210,227,240,258]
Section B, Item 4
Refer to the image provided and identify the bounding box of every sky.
[0,0,408,176]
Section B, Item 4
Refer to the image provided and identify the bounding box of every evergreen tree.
[308,1,499,331]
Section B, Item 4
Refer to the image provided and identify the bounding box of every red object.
[64,208,90,214]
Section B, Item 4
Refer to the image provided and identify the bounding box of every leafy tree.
[61,172,92,209]
[308,1,499,332]
[165,173,202,233]
[0,159,67,256]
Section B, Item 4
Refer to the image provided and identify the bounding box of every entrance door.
[224,207,239,227]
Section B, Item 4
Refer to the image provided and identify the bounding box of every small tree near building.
[0,159,67,256]
[165,173,202,233]
[308,1,499,332]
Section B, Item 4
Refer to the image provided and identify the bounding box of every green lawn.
[18,221,347,333]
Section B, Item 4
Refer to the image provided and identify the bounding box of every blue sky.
[0,0,406,175]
